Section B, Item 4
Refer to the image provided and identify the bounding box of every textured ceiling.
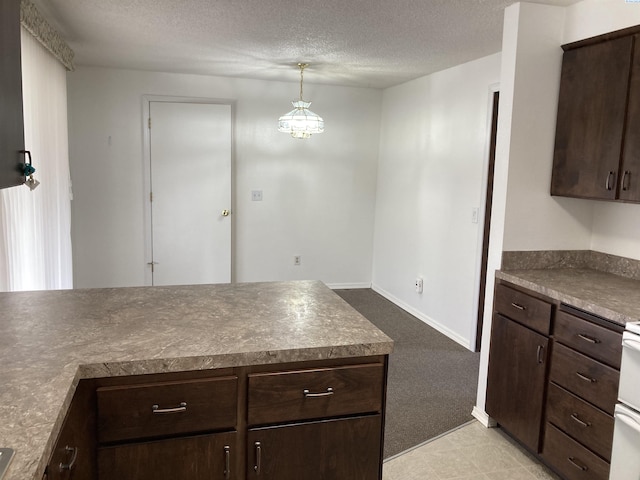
[32,0,580,88]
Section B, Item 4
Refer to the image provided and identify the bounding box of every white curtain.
[0,28,72,291]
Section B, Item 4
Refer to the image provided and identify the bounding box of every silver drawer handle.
[570,413,591,428]
[577,334,600,344]
[254,441,261,475]
[605,171,615,191]
[303,387,334,398]
[510,302,526,311]
[568,456,588,471]
[575,372,596,383]
[223,445,230,480]
[59,446,78,472]
[622,170,631,191]
[152,401,187,414]
[536,345,544,365]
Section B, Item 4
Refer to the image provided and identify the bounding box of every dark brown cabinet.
[246,416,382,480]
[98,433,237,480]
[44,356,388,480]
[619,34,640,202]
[487,282,624,480]
[0,0,26,189]
[45,382,96,480]
[542,307,622,480]
[551,29,640,202]
[486,311,550,452]
[246,360,387,480]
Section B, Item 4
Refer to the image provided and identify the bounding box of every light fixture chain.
[299,63,305,101]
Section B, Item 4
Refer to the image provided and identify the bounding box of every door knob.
[221,209,230,217]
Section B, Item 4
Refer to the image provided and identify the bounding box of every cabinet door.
[46,382,96,480]
[0,0,26,189]
[486,314,549,452]
[551,36,633,200]
[620,34,640,203]
[98,432,237,480]
[247,415,382,480]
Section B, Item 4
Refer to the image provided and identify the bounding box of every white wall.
[372,53,501,349]
[474,0,640,424]
[67,67,381,288]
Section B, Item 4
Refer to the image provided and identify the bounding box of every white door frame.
[141,95,236,286]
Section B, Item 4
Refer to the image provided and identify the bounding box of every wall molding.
[371,283,472,350]
[471,406,497,428]
[20,0,74,71]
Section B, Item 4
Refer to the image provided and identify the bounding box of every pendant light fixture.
[278,63,324,139]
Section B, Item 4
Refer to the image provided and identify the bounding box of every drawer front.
[554,310,622,369]
[247,363,384,426]
[494,284,552,335]
[98,376,238,443]
[545,383,614,461]
[542,423,610,480]
[549,343,619,415]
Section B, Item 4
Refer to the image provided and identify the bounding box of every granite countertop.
[497,268,640,325]
[0,280,393,480]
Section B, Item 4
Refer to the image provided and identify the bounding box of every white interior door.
[149,101,231,286]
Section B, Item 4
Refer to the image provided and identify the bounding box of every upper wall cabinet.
[551,29,640,203]
[0,0,26,189]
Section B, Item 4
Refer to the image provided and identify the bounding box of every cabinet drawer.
[542,424,609,480]
[247,363,384,426]
[554,310,622,369]
[495,284,552,335]
[545,383,614,461]
[97,376,238,443]
[549,344,619,415]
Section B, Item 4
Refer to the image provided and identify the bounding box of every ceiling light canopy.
[278,63,324,139]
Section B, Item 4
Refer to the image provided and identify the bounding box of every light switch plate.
[251,190,263,201]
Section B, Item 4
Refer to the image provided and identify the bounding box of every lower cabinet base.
[541,424,610,480]
[98,432,237,480]
[247,415,382,480]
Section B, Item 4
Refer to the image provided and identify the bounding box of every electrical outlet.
[415,277,424,294]
[294,255,301,266]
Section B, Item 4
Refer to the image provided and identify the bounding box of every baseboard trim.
[326,282,372,290]
[471,406,497,428]
[371,283,472,350]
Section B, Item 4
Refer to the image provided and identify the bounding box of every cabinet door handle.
[622,170,631,191]
[536,345,544,364]
[510,302,526,311]
[58,446,78,472]
[570,413,591,427]
[577,333,600,344]
[567,456,588,471]
[303,387,334,398]
[152,401,187,414]
[223,445,230,480]
[254,441,261,475]
[605,171,615,191]
[575,372,596,383]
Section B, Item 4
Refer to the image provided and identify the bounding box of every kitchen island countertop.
[0,280,393,480]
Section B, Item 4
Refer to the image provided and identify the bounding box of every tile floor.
[383,421,561,480]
